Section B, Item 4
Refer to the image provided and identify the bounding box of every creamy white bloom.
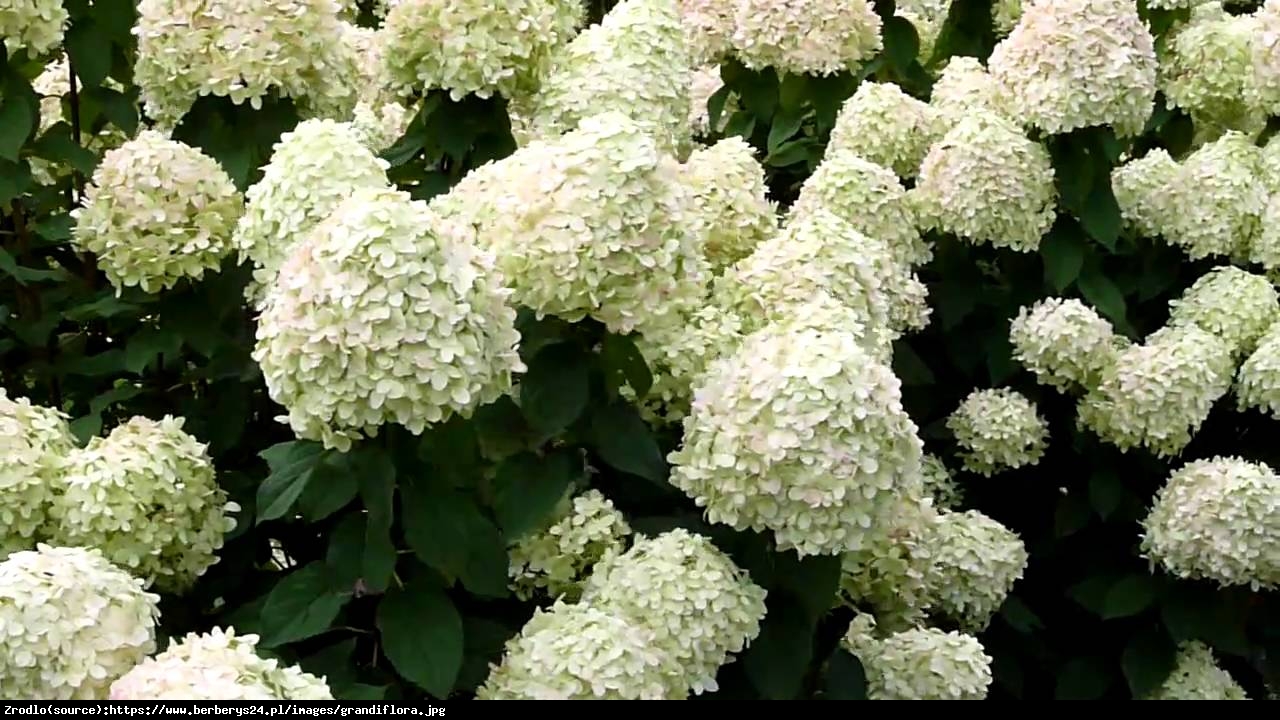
[338,23,412,151]
[0,391,75,560]
[839,497,939,633]
[1237,321,1280,417]
[1143,642,1250,700]
[947,389,1048,476]
[791,149,930,267]
[1161,2,1265,136]
[988,0,1157,137]
[926,510,1029,632]
[731,0,882,76]
[508,489,632,601]
[133,0,359,129]
[843,615,994,700]
[514,0,691,154]
[1078,325,1235,458]
[1112,148,1179,239]
[47,416,238,594]
[0,545,160,700]
[232,119,390,306]
[380,0,582,100]
[253,187,524,451]
[349,101,413,153]
[668,312,925,557]
[29,56,132,187]
[688,64,737,136]
[1256,0,1280,115]
[0,0,66,55]
[682,137,777,273]
[1250,194,1280,271]
[679,0,734,64]
[71,131,243,294]
[477,601,685,700]
[897,0,952,60]
[1159,132,1265,262]
[828,82,941,179]
[581,529,769,695]
[1140,457,1279,589]
[1167,266,1280,359]
[913,110,1057,252]
[110,628,331,700]
[1010,297,1131,392]
[633,302,744,424]
[930,56,1014,129]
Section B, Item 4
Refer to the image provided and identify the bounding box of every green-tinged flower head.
[1142,642,1250,700]
[508,489,632,601]
[0,391,75,560]
[731,0,882,76]
[1112,148,1179,238]
[1159,132,1265,261]
[828,81,942,179]
[1160,2,1265,135]
[930,56,1014,129]
[924,510,1029,632]
[0,0,66,55]
[1236,320,1280,417]
[1167,266,1280,359]
[682,137,777,273]
[1010,297,1131,392]
[632,302,745,424]
[947,388,1049,476]
[842,615,994,700]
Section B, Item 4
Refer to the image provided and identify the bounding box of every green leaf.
[743,596,813,700]
[1068,574,1114,616]
[1081,178,1122,250]
[589,402,667,483]
[0,158,32,205]
[1077,266,1127,328]
[820,649,867,700]
[325,513,368,590]
[124,326,182,374]
[767,107,806,154]
[1040,223,1085,292]
[519,342,590,434]
[1000,596,1044,633]
[1089,468,1123,520]
[297,454,359,522]
[1122,627,1178,698]
[492,450,582,539]
[777,73,810,112]
[0,248,65,285]
[376,579,464,698]
[0,78,36,161]
[772,551,842,623]
[87,86,138,136]
[66,21,112,88]
[883,16,921,73]
[891,341,934,386]
[764,138,814,167]
[259,563,350,648]
[256,441,325,524]
[402,481,508,597]
[356,447,397,594]
[1103,575,1159,619]
[601,333,653,399]
[1055,657,1112,699]
[1054,492,1091,539]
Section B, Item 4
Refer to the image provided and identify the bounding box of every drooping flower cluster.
[1140,457,1279,589]
[731,0,882,77]
[231,119,391,306]
[668,310,925,556]
[252,187,525,451]
[924,510,1030,632]
[132,0,359,129]
[1,0,66,55]
[1160,3,1264,136]
[1009,297,1131,392]
[0,391,75,560]
[0,545,160,700]
[988,0,1157,138]
[46,416,238,594]
[380,0,582,101]
[71,131,243,294]
[1236,320,1280,417]
[827,82,941,179]
[681,137,777,272]
[507,489,633,601]
[109,628,332,700]
[946,389,1049,476]
[843,615,994,701]
[1167,266,1280,359]
[1142,642,1250,700]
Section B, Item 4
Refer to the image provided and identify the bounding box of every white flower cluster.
[232,119,391,307]
[514,0,691,154]
[71,131,243,294]
[1111,148,1179,239]
[946,388,1049,476]
[921,454,963,511]
[682,137,777,272]
[912,111,1057,253]
[731,0,882,77]
[380,0,582,101]
[1236,320,1280,417]
[0,391,75,560]
[133,0,358,129]
[896,0,951,61]
[1257,0,1280,116]
[843,615,993,701]
[988,0,1157,138]
[930,56,1013,128]
[688,64,737,137]
[827,82,941,180]
[0,0,66,56]
[0,545,160,700]
[1142,642,1250,700]
[925,510,1030,632]
[338,22,413,151]
[110,628,331,700]
[632,303,744,424]
[1161,3,1264,136]
[507,489,633,601]
[253,187,524,451]
[1140,457,1279,589]
[668,309,925,556]
[47,416,238,594]
[679,0,734,64]
[1010,297,1131,392]
[30,56,132,187]
[1167,266,1280,359]
[838,498,940,633]
[992,0,1022,35]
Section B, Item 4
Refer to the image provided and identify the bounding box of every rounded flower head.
[682,137,777,273]
[71,131,243,294]
[0,391,75,560]
[514,0,691,154]
[507,489,632,601]
[913,110,1057,252]
[1143,642,1250,700]
[0,545,160,700]
[252,187,524,451]
[580,529,769,695]
[843,616,994,700]
[1167,266,1280,359]
[680,0,735,64]
[930,56,1014,129]
[133,0,358,129]
[947,389,1048,476]
[829,82,941,181]
[431,113,704,335]
[925,510,1029,632]
[1256,0,1280,116]
[1140,457,1280,589]
[1158,132,1265,262]
[477,601,685,700]
[1236,321,1280,418]
[988,0,1157,137]
[731,0,883,76]
[232,119,391,306]
[46,416,238,594]
[791,149,930,267]
[668,312,926,557]
[380,0,582,100]
[1160,3,1265,135]
[1112,148,1179,238]
[110,628,331,700]
[839,497,940,633]
[1010,297,1131,392]
[1078,324,1235,458]
[1,0,66,56]
[719,287,898,364]
[633,302,745,424]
